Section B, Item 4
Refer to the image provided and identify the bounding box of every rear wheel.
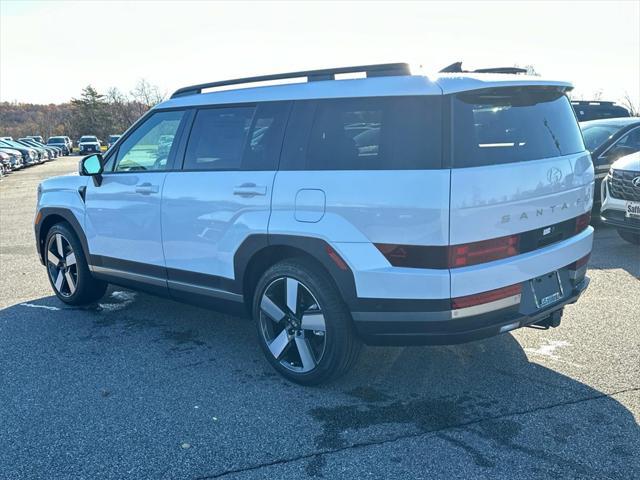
[45,223,107,305]
[253,259,361,385]
[617,229,640,245]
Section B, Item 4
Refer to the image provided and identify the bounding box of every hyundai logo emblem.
[547,167,563,184]
[632,176,640,188]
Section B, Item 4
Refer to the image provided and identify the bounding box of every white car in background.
[601,151,640,245]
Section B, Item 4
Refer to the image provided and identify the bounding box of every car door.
[84,109,188,290]
[162,102,290,300]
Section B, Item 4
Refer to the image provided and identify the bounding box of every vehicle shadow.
[589,222,639,277]
[1,290,637,479]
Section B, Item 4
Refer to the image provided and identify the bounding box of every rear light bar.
[376,213,592,270]
[448,234,519,268]
[451,283,522,318]
[575,212,591,233]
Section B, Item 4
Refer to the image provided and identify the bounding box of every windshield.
[109,135,121,142]
[48,138,65,144]
[453,87,585,167]
[580,124,624,152]
[80,137,98,142]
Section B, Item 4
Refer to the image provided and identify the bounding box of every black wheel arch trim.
[36,207,90,266]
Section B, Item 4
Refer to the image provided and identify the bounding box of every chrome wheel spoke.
[261,296,286,323]
[54,270,64,291]
[301,312,325,332]
[268,329,291,359]
[65,252,76,267]
[55,234,64,257]
[47,250,60,266]
[295,337,316,372]
[286,278,299,315]
[64,271,76,294]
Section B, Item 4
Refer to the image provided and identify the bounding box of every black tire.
[44,223,108,305]
[617,229,640,245]
[253,258,361,385]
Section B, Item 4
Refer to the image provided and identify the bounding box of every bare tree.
[130,79,166,117]
[619,92,640,117]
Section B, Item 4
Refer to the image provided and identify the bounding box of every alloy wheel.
[46,233,78,297]
[259,277,327,373]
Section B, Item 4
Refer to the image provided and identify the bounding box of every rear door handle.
[233,183,267,197]
[135,183,159,195]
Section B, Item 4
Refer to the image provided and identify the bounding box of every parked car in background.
[0,139,38,165]
[17,138,51,161]
[0,147,24,170]
[20,138,59,160]
[580,117,640,207]
[107,135,121,149]
[0,136,13,141]
[78,135,101,154]
[601,151,640,245]
[34,63,594,384]
[572,101,630,122]
[47,136,71,155]
[27,135,45,143]
[0,151,11,176]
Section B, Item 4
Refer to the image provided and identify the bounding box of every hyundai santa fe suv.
[34,63,594,384]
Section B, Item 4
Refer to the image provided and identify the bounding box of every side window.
[184,107,254,170]
[183,102,290,171]
[290,96,442,171]
[605,127,640,161]
[113,110,185,172]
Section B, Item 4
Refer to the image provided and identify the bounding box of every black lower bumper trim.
[352,278,589,346]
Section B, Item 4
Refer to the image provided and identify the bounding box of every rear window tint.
[283,96,442,170]
[453,87,585,167]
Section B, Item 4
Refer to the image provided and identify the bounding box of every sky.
[1,0,639,109]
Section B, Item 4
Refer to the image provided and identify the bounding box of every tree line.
[0,79,165,142]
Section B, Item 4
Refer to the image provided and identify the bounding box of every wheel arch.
[237,235,358,312]
[36,208,90,266]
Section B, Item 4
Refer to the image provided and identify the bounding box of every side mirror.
[79,154,104,186]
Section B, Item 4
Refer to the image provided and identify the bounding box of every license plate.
[626,201,640,219]
[530,271,563,309]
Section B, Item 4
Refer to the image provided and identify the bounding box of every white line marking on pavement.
[20,303,61,311]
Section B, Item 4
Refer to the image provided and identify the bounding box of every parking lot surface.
[0,157,638,479]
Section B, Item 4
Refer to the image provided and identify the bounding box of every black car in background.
[572,101,630,122]
[580,117,640,206]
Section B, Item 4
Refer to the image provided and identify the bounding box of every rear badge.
[543,227,552,236]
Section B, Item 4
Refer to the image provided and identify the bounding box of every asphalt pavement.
[0,157,638,479]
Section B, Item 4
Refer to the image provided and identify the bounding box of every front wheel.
[45,223,108,305]
[253,259,361,385]
[617,229,640,245]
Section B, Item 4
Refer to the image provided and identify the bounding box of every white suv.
[34,63,594,384]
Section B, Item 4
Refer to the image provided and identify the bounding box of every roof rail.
[571,100,615,105]
[171,63,411,99]
[439,62,528,75]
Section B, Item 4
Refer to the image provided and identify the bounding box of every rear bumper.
[352,275,589,346]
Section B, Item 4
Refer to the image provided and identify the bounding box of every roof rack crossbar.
[171,63,411,98]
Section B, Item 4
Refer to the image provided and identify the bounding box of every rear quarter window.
[453,87,585,167]
[281,96,442,170]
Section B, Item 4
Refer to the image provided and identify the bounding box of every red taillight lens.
[575,212,591,233]
[451,283,522,310]
[568,253,590,270]
[448,235,519,268]
[325,245,348,271]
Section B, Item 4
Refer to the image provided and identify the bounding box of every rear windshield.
[453,87,585,167]
[48,138,65,143]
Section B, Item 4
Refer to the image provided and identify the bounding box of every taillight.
[448,235,519,268]
[568,253,590,270]
[451,283,522,317]
[575,212,591,233]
